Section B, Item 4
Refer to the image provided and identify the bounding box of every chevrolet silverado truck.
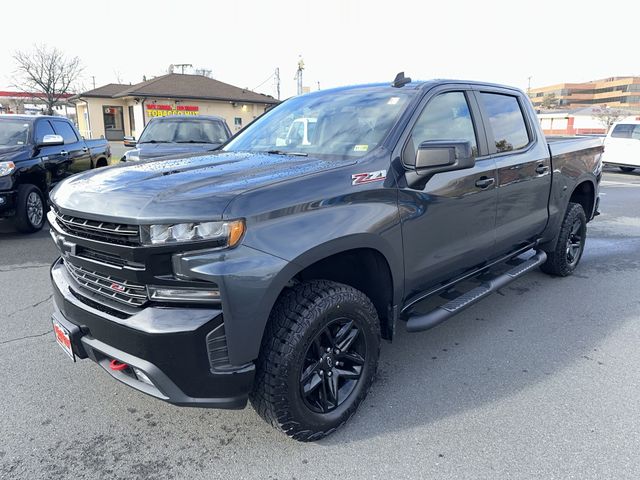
[0,115,110,232]
[47,75,602,441]
[121,115,231,162]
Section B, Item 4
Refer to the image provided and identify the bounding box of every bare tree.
[591,106,628,132]
[540,93,559,109]
[12,44,83,115]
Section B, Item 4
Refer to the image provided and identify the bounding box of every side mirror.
[414,140,475,175]
[37,134,64,147]
[123,136,137,147]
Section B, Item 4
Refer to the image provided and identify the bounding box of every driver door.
[397,88,498,297]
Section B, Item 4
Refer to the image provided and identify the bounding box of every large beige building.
[529,76,640,110]
[71,73,279,140]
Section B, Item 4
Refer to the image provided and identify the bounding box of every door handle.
[60,150,68,156]
[536,164,549,174]
[475,177,495,189]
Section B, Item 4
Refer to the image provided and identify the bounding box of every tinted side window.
[52,121,79,144]
[34,120,55,143]
[411,92,478,156]
[480,93,530,152]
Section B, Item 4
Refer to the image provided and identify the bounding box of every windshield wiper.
[264,150,308,157]
[139,140,170,144]
[175,140,217,144]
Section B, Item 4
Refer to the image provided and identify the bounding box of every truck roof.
[0,114,68,122]
[301,78,525,97]
[149,114,227,122]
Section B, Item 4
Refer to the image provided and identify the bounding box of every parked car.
[47,75,602,441]
[121,115,232,162]
[0,115,110,232]
[602,120,640,172]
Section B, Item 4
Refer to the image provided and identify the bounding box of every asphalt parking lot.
[1,168,639,479]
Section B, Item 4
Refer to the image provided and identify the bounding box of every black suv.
[47,76,602,441]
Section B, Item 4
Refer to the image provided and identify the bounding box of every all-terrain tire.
[540,202,587,277]
[249,280,380,442]
[14,184,46,233]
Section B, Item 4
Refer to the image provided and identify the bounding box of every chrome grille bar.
[64,261,148,307]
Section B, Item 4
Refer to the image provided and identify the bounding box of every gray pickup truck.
[47,75,602,441]
[0,115,110,232]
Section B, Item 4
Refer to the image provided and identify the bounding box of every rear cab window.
[611,124,640,140]
[479,93,531,153]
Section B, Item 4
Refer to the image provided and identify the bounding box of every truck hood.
[128,143,222,160]
[51,151,350,223]
[0,145,31,162]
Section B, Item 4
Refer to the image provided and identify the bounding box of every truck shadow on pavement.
[320,228,640,445]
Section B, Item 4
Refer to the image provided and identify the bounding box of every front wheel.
[540,202,587,276]
[250,280,380,441]
[14,184,46,233]
[619,166,636,173]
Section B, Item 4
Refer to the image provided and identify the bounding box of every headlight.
[140,219,245,246]
[0,161,16,177]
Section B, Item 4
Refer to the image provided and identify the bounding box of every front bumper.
[0,189,17,216]
[51,258,254,409]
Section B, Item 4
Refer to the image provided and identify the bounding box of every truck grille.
[52,208,140,246]
[64,261,148,307]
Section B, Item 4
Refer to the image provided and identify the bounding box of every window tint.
[34,120,55,143]
[611,124,640,140]
[480,93,530,152]
[411,92,478,156]
[52,121,79,144]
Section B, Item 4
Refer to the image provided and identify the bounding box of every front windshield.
[224,87,413,157]
[0,119,30,146]
[138,119,229,144]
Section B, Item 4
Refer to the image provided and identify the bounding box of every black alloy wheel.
[565,217,584,267]
[300,318,366,414]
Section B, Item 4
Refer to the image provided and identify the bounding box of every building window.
[234,117,242,126]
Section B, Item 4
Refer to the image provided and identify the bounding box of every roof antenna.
[392,72,411,88]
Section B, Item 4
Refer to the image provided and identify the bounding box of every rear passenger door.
[473,89,552,257]
[398,87,498,296]
[51,120,92,175]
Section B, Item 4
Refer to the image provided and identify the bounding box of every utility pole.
[527,76,532,96]
[173,63,193,74]
[317,81,320,91]
[294,56,304,95]
[92,76,96,89]
[275,67,280,100]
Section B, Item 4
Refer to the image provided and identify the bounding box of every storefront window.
[103,106,124,140]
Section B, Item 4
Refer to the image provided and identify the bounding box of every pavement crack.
[7,294,53,317]
[0,330,52,346]
[0,263,50,273]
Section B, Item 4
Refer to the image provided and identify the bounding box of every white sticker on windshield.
[353,145,369,152]
[387,97,400,105]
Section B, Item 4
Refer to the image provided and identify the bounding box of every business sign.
[146,104,200,117]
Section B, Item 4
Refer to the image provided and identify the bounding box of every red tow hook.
[109,359,128,371]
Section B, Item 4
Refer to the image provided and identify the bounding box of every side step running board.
[406,251,547,333]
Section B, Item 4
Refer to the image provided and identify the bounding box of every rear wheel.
[619,166,636,173]
[14,184,46,233]
[250,280,380,441]
[540,202,587,276]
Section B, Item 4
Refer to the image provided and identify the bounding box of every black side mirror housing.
[415,140,475,174]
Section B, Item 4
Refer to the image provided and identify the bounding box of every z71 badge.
[351,170,387,186]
